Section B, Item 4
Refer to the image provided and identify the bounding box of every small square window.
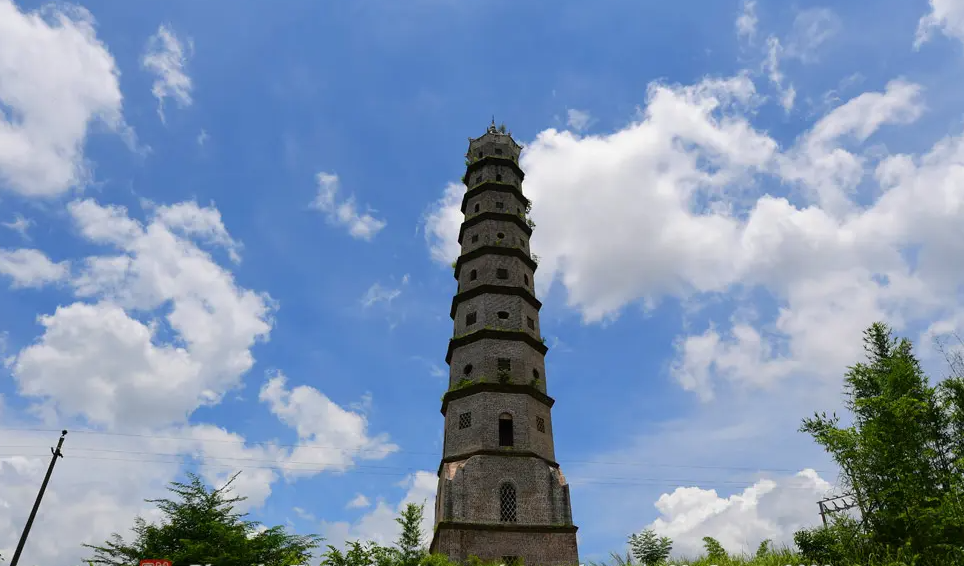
[470,269,478,281]
[496,174,503,181]
[496,201,504,209]
[496,268,508,279]
[498,358,511,371]
[527,317,535,330]
[466,312,477,325]
[503,557,519,566]
[459,412,472,429]
[477,151,483,158]
[536,417,545,433]
[472,234,479,243]
[495,148,503,155]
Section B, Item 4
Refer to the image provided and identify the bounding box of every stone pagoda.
[429,121,579,566]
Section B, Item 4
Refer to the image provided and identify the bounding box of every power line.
[0,451,832,491]
[0,426,830,474]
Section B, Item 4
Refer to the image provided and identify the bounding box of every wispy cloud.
[1,214,33,240]
[361,282,401,308]
[142,24,193,124]
[311,172,386,241]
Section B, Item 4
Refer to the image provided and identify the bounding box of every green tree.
[394,503,427,566]
[84,472,321,566]
[627,528,671,566]
[798,322,964,565]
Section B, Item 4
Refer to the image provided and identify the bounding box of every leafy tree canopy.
[84,472,322,566]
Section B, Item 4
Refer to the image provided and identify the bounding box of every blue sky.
[3,0,964,563]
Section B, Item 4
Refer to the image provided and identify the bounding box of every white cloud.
[311,172,386,241]
[12,199,272,430]
[0,248,68,288]
[915,0,964,48]
[2,214,33,239]
[259,372,399,480]
[0,0,130,197]
[142,24,193,124]
[566,109,593,132]
[362,282,402,308]
[647,470,833,558]
[321,471,436,549]
[763,37,796,112]
[347,494,372,509]
[736,0,758,42]
[422,71,956,413]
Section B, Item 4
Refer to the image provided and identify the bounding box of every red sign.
[139,560,172,566]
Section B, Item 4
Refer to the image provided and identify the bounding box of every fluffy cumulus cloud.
[12,198,272,430]
[0,0,129,197]
[647,470,833,557]
[311,172,387,241]
[0,199,399,564]
[142,23,193,123]
[423,68,956,403]
[0,248,69,288]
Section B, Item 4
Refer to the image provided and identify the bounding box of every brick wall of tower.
[457,254,534,294]
[465,165,523,189]
[443,392,555,460]
[467,134,522,163]
[432,530,579,566]
[453,295,541,339]
[436,456,570,524]
[460,220,530,255]
[434,127,578,566]
[448,339,546,392]
[464,190,528,218]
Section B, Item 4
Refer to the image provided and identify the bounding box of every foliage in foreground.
[795,323,964,565]
[84,472,322,566]
[79,322,964,566]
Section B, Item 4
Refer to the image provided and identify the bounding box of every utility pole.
[10,430,67,566]
[816,493,858,528]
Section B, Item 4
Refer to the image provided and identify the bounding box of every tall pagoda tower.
[430,121,579,566]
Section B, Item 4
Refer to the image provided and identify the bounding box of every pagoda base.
[430,522,579,566]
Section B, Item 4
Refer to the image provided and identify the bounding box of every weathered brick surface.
[448,338,546,392]
[464,189,528,218]
[432,529,579,566]
[458,253,535,295]
[461,219,529,256]
[443,393,555,461]
[435,126,578,566]
[435,456,573,525]
[453,294,541,340]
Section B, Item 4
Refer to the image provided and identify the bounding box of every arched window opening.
[497,311,509,320]
[474,203,480,212]
[499,483,517,523]
[499,413,514,447]
[497,232,505,240]
[496,174,503,182]
[463,364,473,375]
